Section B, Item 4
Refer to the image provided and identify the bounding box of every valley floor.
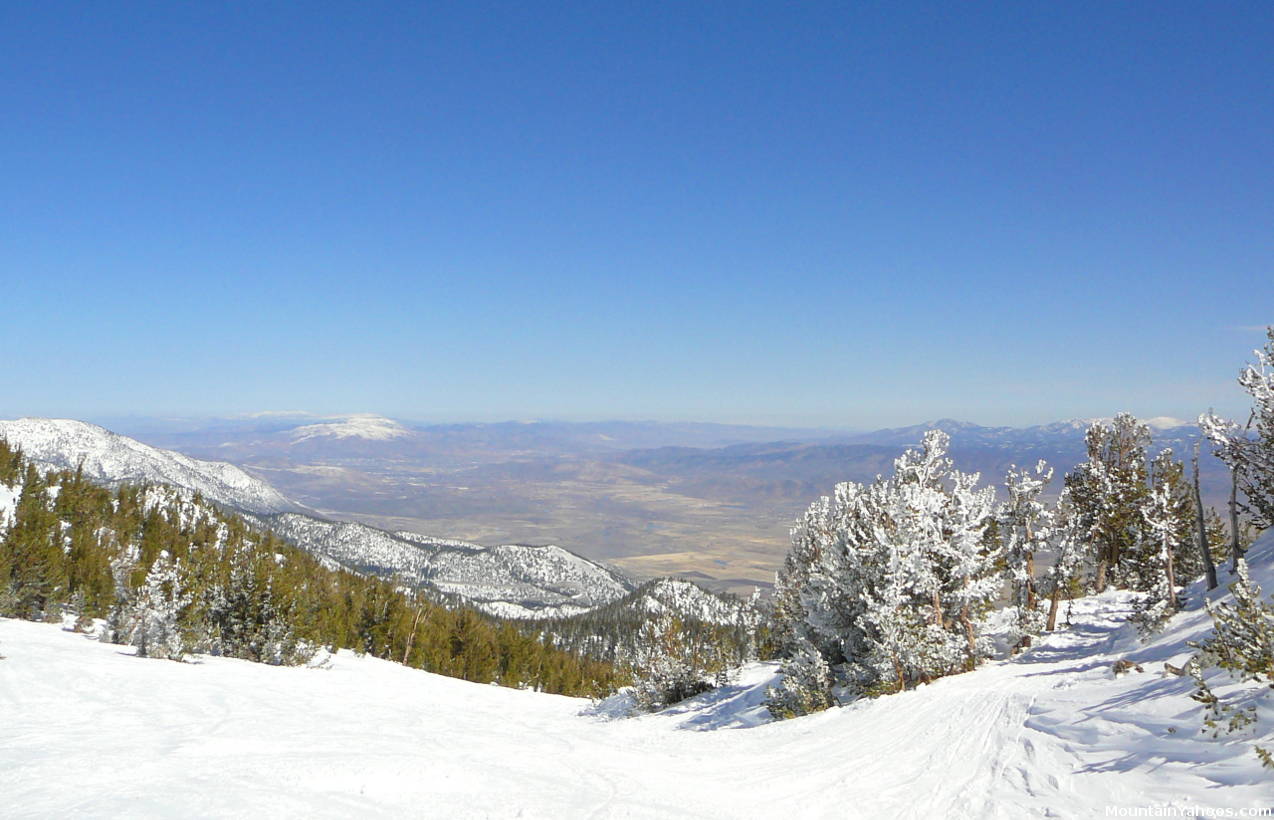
[4,544,1274,818]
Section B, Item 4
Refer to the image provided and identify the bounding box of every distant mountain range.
[10,413,1226,596]
[99,414,845,468]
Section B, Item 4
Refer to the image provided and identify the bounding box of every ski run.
[3,533,1273,818]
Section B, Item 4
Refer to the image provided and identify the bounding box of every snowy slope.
[4,535,1271,817]
[252,512,634,617]
[609,578,755,626]
[0,418,299,514]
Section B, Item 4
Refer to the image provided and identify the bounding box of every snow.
[4,538,1273,817]
[253,513,634,616]
[625,578,753,625]
[1143,416,1191,431]
[0,481,19,530]
[0,418,299,514]
[1057,416,1191,432]
[289,415,409,442]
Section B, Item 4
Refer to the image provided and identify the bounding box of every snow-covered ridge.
[0,418,299,515]
[0,418,631,617]
[252,513,634,617]
[1052,415,1191,432]
[622,578,754,626]
[289,414,409,442]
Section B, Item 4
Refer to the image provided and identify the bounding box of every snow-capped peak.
[1142,415,1191,431]
[1054,415,1192,432]
[289,414,410,442]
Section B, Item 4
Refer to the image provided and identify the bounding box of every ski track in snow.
[5,539,1274,817]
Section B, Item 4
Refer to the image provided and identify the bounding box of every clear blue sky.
[1,1,1270,428]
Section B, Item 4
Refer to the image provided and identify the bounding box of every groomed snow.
[3,537,1273,818]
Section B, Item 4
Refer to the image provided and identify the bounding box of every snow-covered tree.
[102,544,140,645]
[629,612,720,712]
[119,550,191,661]
[1201,327,1274,531]
[1065,414,1151,591]
[202,550,311,666]
[1043,489,1088,632]
[771,430,1000,705]
[1188,559,1274,769]
[1131,480,1183,636]
[765,635,835,719]
[1000,461,1053,649]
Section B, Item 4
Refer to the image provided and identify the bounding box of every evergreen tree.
[1000,460,1053,649]
[1130,480,1183,636]
[1201,327,1274,530]
[771,430,999,705]
[120,550,190,660]
[765,635,835,718]
[1188,559,1274,769]
[1,465,68,617]
[1065,414,1151,590]
[629,612,720,712]
[1042,489,1088,632]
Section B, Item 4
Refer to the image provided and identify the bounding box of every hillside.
[3,532,1270,817]
[0,419,637,618]
[250,512,635,618]
[0,418,300,515]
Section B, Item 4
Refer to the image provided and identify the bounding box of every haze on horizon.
[2,2,1270,429]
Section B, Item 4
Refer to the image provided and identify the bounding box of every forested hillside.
[0,440,625,696]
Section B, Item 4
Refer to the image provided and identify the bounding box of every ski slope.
[3,538,1273,818]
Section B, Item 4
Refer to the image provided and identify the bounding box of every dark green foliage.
[0,439,623,696]
[1064,414,1152,591]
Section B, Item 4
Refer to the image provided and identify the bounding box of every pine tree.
[1201,327,1274,530]
[765,635,835,718]
[1,466,68,617]
[1065,414,1151,591]
[1131,480,1182,636]
[1000,460,1053,650]
[1188,559,1274,769]
[1043,489,1087,632]
[629,612,717,712]
[120,550,190,661]
[771,429,999,704]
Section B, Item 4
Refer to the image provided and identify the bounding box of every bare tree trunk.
[401,606,424,665]
[1045,585,1061,632]
[1095,557,1109,592]
[1230,467,1243,573]
[932,589,944,628]
[1193,442,1218,590]
[960,605,977,668]
[1164,536,1178,613]
[1024,521,1037,610]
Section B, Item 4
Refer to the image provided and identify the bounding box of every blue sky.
[1,1,1270,428]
